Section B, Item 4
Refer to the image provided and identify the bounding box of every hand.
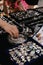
[3,23,19,38]
[0,19,19,38]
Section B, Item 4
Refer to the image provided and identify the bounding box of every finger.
[7,29,14,37]
[12,25,19,35]
[11,26,19,37]
[10,29,19,38]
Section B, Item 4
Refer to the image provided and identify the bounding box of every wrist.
[0,18,7,28]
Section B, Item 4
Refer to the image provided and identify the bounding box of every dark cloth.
[25,0,39,5]
[0,33,14,65]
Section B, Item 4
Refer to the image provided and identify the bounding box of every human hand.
[2,23,19,38]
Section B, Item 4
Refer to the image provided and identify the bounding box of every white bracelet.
[34,5,39,9]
